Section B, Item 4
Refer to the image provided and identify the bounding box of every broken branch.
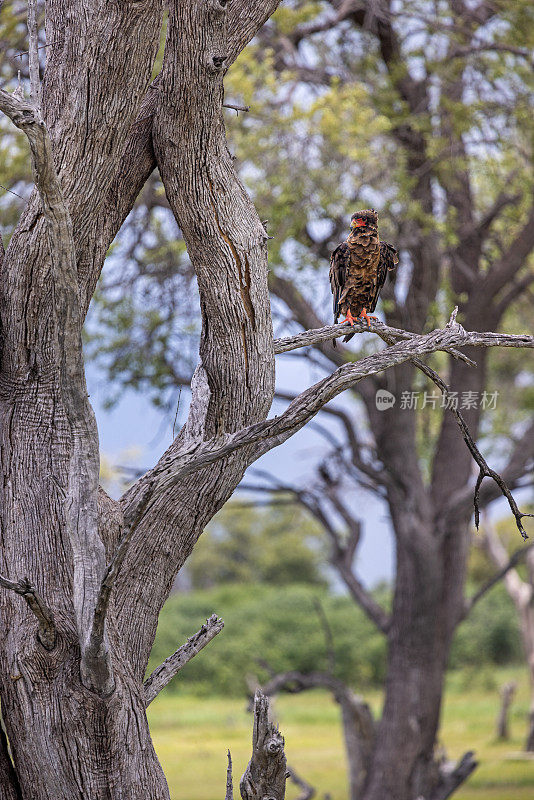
[225,750,234,800]
[462,543,534,619]
[144,614,224,705]
[240,691,287,800]
[0,574,56,650]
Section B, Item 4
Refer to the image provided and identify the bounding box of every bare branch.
[147,321,533,498]
[275,390,388,490]
[144,615,224,706]
[428,751,478,800]
[86,481,155,687]
[450,418,534,519]
[260,670,374,798]
[0,574,56,650]
[239,474,390,632]
[367,315,533,541]
[225,750,234,800]
[222,102,250,114]
[240,691,287,800]
[286,766,315,800]
[462,543,534,619]
[273,319,529,357]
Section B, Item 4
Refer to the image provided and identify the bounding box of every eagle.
[329,209,398,344]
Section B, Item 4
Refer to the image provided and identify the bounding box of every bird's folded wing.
[368,241,399,313]
[329,242,350,321]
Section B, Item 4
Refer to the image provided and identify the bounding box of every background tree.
[0,3,533,800]
[187,501,327,589]
[476,515,534,750]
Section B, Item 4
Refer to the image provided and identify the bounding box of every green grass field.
[147,666,534,800]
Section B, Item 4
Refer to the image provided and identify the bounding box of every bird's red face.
[351,218,365,228]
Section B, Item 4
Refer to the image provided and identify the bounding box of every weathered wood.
[496,682,517,740]
[144,615,224,706]
[240,692,287,800]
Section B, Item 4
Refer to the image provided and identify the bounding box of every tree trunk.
[0,1,280,795]
[362,509,447,800]
[496,683,516,740]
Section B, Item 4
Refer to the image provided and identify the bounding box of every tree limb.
[260,670,374,798]
[478,204,534,302]
[449,418,534,521]
[427,751,478,800]
[286,765,315,800]
[146,320,533,499]
[87,481,156,681]
[238,475,391,633]
[0,574,56,650]
[144,615,224,706]
[273,319,529,357]
[462,543,534,620]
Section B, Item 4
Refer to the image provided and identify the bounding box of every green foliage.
[148,583,387,696]
[451,582,523,668]
[149,577,522,698]
[188,502,328,590]
[148,667,534,800]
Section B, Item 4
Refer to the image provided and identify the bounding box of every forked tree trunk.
[0,1,278,797]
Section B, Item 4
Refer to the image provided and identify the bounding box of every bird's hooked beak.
[351,218,366,228]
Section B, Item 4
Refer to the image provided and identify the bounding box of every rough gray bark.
[240,691,287,800]
[0,1,532,799]
[144,615,224,706]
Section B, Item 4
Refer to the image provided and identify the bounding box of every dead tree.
[240,691,287,800]
[0,3,532,799]
[496,682,517,741]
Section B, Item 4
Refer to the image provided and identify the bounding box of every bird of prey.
[329,209,398,344]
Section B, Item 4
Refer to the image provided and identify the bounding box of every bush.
[148,583,385,696]
[148,580,523,697]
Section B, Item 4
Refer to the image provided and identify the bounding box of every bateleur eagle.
[329,209,398,344]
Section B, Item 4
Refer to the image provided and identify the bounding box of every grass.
[147,666,534,800]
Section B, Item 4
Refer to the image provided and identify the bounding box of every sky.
[87,346,395,590]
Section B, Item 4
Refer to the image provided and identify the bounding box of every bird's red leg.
[359,308,379,327]
[341,309,356,327]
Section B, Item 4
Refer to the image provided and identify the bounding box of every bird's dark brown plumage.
[329,209,398,344]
